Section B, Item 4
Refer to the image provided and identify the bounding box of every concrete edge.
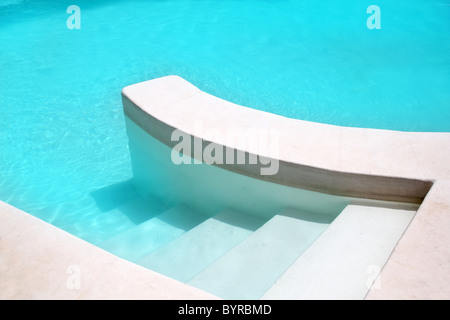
[0,200,219,300]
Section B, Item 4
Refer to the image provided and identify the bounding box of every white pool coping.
[0,200,218,300]
[1,75,450,299]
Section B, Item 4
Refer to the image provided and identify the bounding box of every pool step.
[261,205,416,300]
[113,194,169,225]
[98,205,208,262]
[187,208,334,299]
[136,209,266,282]
[76,194,168,245]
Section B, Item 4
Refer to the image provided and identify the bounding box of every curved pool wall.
[122,75,433,206]
[125,115,351,219]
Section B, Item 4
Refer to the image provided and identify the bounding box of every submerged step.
[98,205,208,262]
[261,204,416,300]
[77,194,168,245]
[187,208,334,299]
[114,194,169,225]
[137,209,266,282]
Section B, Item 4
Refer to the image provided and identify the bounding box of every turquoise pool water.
[0,1,449,244]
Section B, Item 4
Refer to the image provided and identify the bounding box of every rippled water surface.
[0,0,449,237]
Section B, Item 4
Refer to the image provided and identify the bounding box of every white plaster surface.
[261,205,416,300]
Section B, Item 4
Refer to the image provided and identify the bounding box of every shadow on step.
[89,178,166,224]
[90,179,138,212]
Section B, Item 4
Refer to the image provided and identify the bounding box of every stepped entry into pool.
[100,75,427,300]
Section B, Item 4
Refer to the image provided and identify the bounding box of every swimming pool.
[0,0,448,298]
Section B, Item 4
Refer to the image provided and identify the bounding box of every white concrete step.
[98,205,208,262]
[77,194,168,245]
[187,208,333,299]
[261,204,416,300]
[136,209,266,282]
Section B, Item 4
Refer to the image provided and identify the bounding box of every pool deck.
[0,201,217,300]
[1,75,450,299]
